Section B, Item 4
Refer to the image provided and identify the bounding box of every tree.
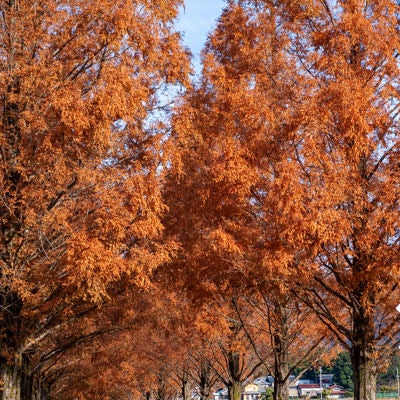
[234,287,335,400]
[327,352,354,394]
[206,299,261,400]
[170,1,399,400]
[35,285,164,399]
[189,357,219,400]
[0,0,190,398]
[269,2,400,400]
[168,3,335,400]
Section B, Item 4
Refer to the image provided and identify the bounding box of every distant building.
[321,374,335,387]
[326,384,347,399]
[253,376,272,388]
[213,375,346,400]
[213,388,228,400]
[213,383,266,400]
[242,384,261,400]
[297,383,322,397]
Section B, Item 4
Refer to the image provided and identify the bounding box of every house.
[213,388,228,400]
[213,384,262,400]
[292,379,314,386]
[242,384,262,400]
[298,383,322,397]
[326,384,346,399]
[288,386,299,398]
[321,374,335,387]
[213,376,346,400]
[253,376,273,388]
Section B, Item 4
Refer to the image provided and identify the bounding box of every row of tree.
[0,0,190,398]
[0,1,399,400]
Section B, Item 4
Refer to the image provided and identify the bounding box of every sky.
[176,0,225,73]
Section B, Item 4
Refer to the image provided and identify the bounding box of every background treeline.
[303,353,400,396]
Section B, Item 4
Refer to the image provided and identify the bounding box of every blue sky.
[176,0,225,73]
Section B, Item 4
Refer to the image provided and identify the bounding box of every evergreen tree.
[328,352,354,393]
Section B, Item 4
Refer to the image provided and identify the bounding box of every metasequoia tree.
[34,284,168,400]
[22,260,201,400]
[152,226,262,400]
[162,208,261,400]
[200,298,261,400]
[0,0,189,399]
[115,286,199,400]
[262,2,399,400]
[134,324,187,400]
[234,286,336,400]
[169,1,399,400]
[167,3,331,400]
[187,355,219,400]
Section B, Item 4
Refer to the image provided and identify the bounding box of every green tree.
[377,355,400,391]
[261,388,274,400]
[328,352,354,393]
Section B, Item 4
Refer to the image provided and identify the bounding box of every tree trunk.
[227,381,241,400]
[31,376,50,400]
[0,288,24,400]
[227,351,242,400]
[273,346,289,400]
[272,306,289,400]
[273,373,289,400]
[1,357,22,400]
[199,360,212,400]
[21,355,33,400]
[182,370,191,400]
[0,354,40,400]
[351,345,377,400]
[349,287,378,400]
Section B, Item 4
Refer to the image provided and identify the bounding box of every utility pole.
[320,367,323,400]
[396,305,400,398]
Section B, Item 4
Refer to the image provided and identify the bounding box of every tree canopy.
[0,1,399,400]
[167,1,400,400]
[0,0,190,398]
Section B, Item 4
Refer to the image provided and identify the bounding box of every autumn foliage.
[0,0,399,400]
[0,0,189,399]
[167,1,400,400]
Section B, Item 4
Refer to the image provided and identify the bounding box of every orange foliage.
[168,1,399,400]
[0,0,190,398]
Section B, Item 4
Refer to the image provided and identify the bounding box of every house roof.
[328,384,346,394]
[298,384,321,389]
